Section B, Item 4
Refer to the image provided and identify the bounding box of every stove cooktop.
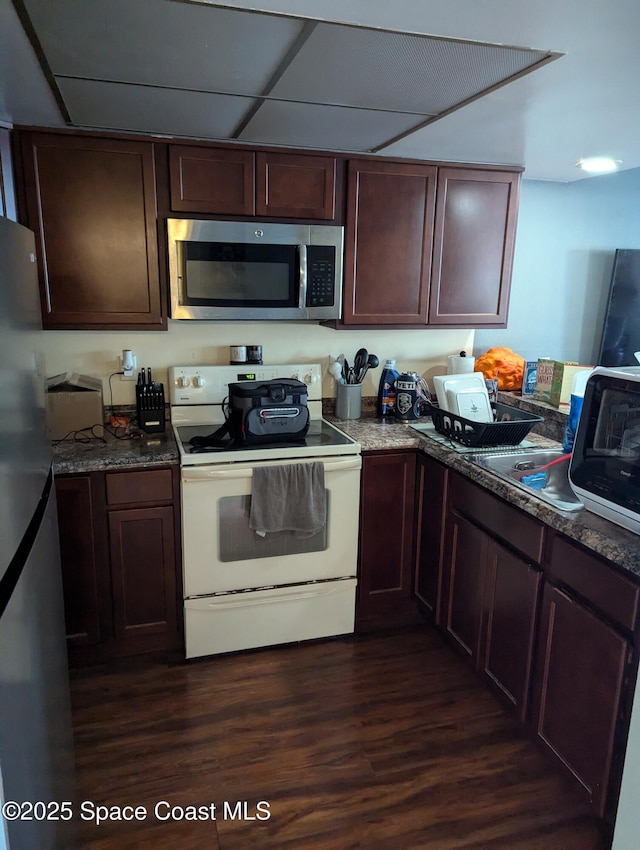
[174,418,360,465]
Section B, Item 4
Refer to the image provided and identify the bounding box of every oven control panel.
[169,363,322,405]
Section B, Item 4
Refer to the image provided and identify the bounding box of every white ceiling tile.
[58,78,254,138]
[272,22,551,114]
[6,0,640,181]
[0,0,63,126]
[22,0,303,94]
[237,100,426,150]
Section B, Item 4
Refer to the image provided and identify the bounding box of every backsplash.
[498,392,567,442]
[41,322,475,407]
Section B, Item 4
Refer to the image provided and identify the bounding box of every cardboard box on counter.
[522,361,538,396]
[532,360,593,407]
[46,373,104,440]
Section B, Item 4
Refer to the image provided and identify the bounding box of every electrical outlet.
[120,350,137,379]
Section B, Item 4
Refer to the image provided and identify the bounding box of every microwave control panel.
[307,246,336,307]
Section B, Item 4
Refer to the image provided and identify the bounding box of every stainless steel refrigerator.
[0,217,74,849]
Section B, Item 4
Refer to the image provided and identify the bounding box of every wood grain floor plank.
[70,626,605,849]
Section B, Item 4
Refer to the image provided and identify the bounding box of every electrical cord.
[108,370,124,417]
[51,421,141,445]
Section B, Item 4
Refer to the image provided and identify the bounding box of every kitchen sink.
[465,448,584,512]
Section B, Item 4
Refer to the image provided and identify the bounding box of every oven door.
[181,455,361,597]
[570,371,640,530]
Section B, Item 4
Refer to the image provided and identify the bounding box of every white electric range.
[169,363,361,659]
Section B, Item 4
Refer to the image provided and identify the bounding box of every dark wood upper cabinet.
[168,145,340,221]
[429,167,520,327]
[343,159,437,325]
[256,152,337,220]
[169,145,255,215]
[17,131,163,329]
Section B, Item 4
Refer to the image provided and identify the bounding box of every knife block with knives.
[136,367,166,433]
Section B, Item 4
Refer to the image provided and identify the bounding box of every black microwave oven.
[569,366,640,534]
[167,219,343,321]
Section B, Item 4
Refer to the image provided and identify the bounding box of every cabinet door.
[429,168,520,327]
[55,476,102,646]
[357,452,418,630]
[256,152,337,220]
[442,511,488,662]
[343,160,436,325]
[19,132,163,329]
[414,453,448,622]
[482,540,540,720]
[531,583,629,816]
[108,506,179,642]
[169,145,255,215]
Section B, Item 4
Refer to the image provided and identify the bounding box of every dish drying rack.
[426,401,543,448]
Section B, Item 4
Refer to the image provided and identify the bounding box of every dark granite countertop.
[328,410,640,579]
[53,398,639,579]
[52,430,179,474]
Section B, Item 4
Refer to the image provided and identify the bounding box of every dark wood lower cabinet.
[414,453,448,622]
[55,466,183,665]
[482,540,540,721]
[108,506,178,643]
[434,469,637,824]
[531,582,630,817]
[357,451,420,630]
[55,475,103,647]
[443,511,487,662]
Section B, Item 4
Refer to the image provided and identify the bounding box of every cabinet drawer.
[106,468,174,506]
[546,534,640,631]
[449,473,544,563]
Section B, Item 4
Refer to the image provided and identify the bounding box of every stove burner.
[189,428,227,450]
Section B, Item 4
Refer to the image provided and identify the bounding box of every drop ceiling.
[2,0,639,182]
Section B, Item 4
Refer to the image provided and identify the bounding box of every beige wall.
[42,322,475,406]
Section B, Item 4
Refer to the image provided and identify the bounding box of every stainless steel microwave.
[569,366,640,534]
[167,219,344,321]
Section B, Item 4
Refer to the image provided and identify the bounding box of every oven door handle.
[187,579,357,610]
[182,455,361,480]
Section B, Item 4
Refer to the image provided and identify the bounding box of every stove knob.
[193,375,206,388]
[177,375,191,388]
[304,372,319,385]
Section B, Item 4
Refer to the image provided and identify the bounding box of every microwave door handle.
[298,244,308,309]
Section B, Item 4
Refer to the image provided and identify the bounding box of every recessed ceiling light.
[576,156,621,174]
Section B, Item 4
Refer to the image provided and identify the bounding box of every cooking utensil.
[367,354,380,369]
[353,348,368,383]
[328,357,344,383]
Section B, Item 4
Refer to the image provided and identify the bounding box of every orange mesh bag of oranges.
[475,347,525,391]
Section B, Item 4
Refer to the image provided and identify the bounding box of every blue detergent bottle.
[377,359,399,416]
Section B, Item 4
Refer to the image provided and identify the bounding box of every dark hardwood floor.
[69,626,605,849]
